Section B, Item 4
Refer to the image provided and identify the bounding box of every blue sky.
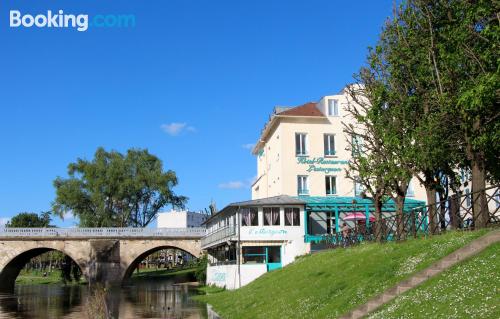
[0,0,393,227]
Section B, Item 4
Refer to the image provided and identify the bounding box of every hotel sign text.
[297,157,348,174]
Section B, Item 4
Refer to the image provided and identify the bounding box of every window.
[352,134,363,155]
[295,133,308,156]
[284,207,300,226]
[297,175,309,195]
[354,181,364,197]
[267,246,281,263]
[242,246,281,264]
[241,207,258,226]
[263,207,280,226]
[324,134,335,156]
[328,99,339,116]
[325,176,337,195]
[465,188,471,207]
[406,181,415,197]
[242,247,266,264]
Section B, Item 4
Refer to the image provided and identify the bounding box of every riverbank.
[195,230,490,319]
[15,267,197,285]
[130,267,197,281]
[15,270,86,285]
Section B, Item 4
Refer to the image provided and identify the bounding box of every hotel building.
[251,90,424,200]
[202,88,427,289]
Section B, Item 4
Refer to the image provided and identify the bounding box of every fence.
[319,185,500,248]
[0,227,206,238]
[201,225,236,248]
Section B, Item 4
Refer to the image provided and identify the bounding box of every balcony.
[201,225,237,249]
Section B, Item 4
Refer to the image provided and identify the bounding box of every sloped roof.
[231,195,306,207]
[277,102,324,117]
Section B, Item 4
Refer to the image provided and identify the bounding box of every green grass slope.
[197,230,489,319]
[368,241,499,319]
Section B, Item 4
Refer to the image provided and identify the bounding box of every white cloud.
[0,217,11,227]
[160,122,196,136]
[242,143,255,150]
[218,181,246,189]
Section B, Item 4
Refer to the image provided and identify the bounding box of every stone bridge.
[0,227,205,292]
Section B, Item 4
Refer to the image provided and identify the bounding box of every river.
[0,275,214,319]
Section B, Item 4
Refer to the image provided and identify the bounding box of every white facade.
[207,264,267,290]
[157,210,208,228]
[251,89,427,202]
[203,198,309,289]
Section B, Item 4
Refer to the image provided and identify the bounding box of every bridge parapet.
[0,227,206,239]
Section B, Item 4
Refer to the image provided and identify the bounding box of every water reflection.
[0,275,209,319]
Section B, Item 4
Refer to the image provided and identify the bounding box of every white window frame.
[328,99,339,116]
[295,133,308,156]
[406,180,415,197]
[465,188,471,207]
[352,134,363,155]
[324,134,336,156]
[284,207,300,226]
[354,180,364,197]
[297,175,309,195]
[325,175,337,195]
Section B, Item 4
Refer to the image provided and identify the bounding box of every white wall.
[157,210,208,228]
[207,264,268,290]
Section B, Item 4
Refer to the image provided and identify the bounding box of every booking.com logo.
[9,10,136,31]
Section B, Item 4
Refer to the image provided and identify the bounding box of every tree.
[380,0,499,228]
[52,147,187,227]
[6,211,52,227]
[344,83,392,242]
[350,0,499,234]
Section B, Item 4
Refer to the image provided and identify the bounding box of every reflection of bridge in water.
[0,227,206,292]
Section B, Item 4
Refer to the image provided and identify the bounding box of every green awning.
[295,196,426,213]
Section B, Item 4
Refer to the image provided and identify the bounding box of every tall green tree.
[382,0,499,227]
[52,147,187,227]
[6,211,52,227]
[428,0,499,226]
[350,0,499,233]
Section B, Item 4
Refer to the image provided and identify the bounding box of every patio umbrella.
[343,213,375,222]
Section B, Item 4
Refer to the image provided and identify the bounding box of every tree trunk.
[374,193,383,242]
[425,188,438,235]
[471,157,488,228]
[449,194,460,229]
[395,195,406,240]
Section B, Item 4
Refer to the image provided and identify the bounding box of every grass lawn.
[131,267,197,280]
[16,269,86,285]
[368,242,499,319]
[196,229,490,319]
[15,267,196,285]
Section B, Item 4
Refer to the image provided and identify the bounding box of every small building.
[157,210,208,228]
[202,196,307,290]
[202,195,425,289]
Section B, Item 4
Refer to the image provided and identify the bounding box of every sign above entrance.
[297,157,348,174]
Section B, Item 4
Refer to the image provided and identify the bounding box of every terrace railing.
[201,225,236,248]
[0,227,206,238]
[318,184,500,249]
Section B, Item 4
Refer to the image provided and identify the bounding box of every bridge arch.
[0,242,90,292]
[120,239,201,282]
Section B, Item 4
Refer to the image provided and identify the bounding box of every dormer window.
[328,99,339,116]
